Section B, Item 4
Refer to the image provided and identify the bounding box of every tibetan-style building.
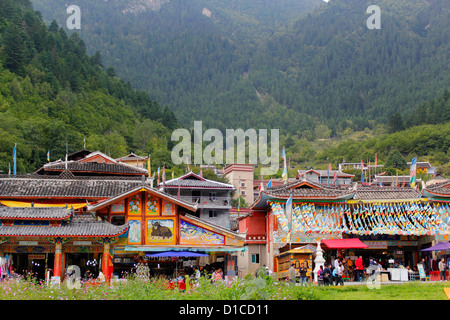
[238,176,450,279]
[0,206,127,283]
[161,171,235,229]
[86,184,245,278]
[0,151,245,283]
[35,151,149,177]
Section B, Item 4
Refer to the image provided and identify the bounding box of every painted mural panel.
[162,201,176,216]
[147,218,175,244]
[129,194,141,215]
[180,220,224,246]
[111,200,125,213]
[128,219,142,244]
[146,195,159,215]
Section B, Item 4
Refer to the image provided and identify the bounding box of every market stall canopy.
[421,242,450,252]
[322,238,368,249]
[146,251,209,257]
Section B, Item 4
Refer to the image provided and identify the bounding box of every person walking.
[335,262,344,286]
[334,258,340,273]
[342,257,349,278]
[317,265,324,286]
[439,258,447,281]
[289,263,296,285]
[347,257,354,280]
[323,264,332,286]
[299,262,308,286]
[355,256,364,282]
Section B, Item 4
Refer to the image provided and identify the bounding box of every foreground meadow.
[0,275,448,300]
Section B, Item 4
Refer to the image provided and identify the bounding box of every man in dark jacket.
[323,264,332,286]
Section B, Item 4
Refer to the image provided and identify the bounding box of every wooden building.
[0,150,245,283]
[0,206,127,284]
[86,184,245,279]
[35,151,149,178]
[238,176,450,279]
[116,153,148,169]
[161,171,235,229]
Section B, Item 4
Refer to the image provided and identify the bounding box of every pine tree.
[3,23,26,75]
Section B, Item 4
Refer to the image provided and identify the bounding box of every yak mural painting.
[147,219,175,244]
[180,220,224,246]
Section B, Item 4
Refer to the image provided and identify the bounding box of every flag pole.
[13,143,17,176]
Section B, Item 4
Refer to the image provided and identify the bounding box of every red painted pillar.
[102,242,113,285]
[53,240,63,282]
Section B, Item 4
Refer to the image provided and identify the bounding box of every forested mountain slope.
[250,0,450,135]
[31,0,449,137]
[0,0,177,173]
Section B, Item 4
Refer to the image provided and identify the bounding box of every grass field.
[1,275,449,300]
[311,282,449,300]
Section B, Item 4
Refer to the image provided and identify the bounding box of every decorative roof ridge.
[0,174,147,181]
[41,161,148,173]
[86,185,198,213]
[59,169,76,179]
[163,171,234,189]
[425,179,450,190]
[0,206,74,220]
[267,178,353,192]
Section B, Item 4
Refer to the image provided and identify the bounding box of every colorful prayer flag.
[157,167,160,185]
[281,148,288,183]
[360,159,364,182]
[410,157,417,188]
[285,195,293,243]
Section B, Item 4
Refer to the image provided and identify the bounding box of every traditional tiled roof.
[264,178,354,199]
[36,161,148,176]
[163,171,234,190]
[0,176,148,199]
[424,180,450,197]
[375,175,422,184]
[297,169,355,178]
[0,207,73,220]
[116,153,147,161]
[182,214,246,243]
[354,186,422,201]
[0,214,128,237]
[67,149,92,161]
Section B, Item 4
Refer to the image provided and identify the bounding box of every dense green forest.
[31,0,325,135]
[250,0,449,136]
[273,90,449,180]
[1,0,448,178]
[31,0,449,138]
[0,0,177,174]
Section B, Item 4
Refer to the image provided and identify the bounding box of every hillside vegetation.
[32,0,449,137]
[0,0,177,173]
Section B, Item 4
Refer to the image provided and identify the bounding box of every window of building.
[209,210,218,218]
[110,216,125,226]
[209,192,217,201]
[251,254,260,264]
